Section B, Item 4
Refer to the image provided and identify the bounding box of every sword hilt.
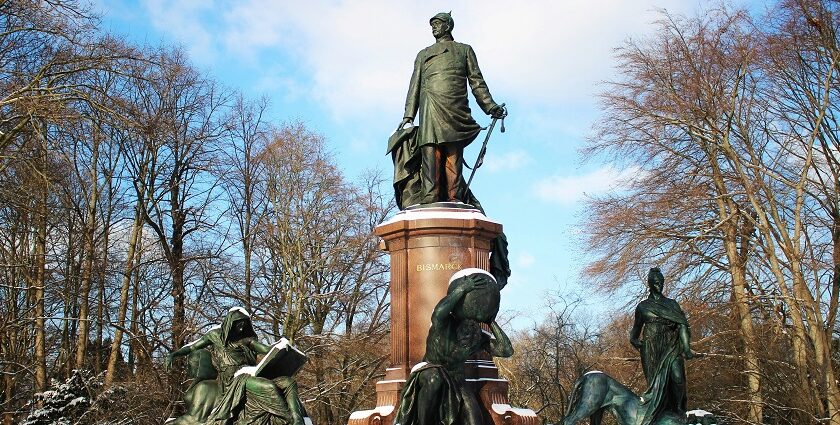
[499,104,507,133]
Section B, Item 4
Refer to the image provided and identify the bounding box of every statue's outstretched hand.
[630,337,642,350]
[684,350,696,360]
[164,354,174,371]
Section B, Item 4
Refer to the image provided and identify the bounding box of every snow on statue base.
[347,207,538,425]
[685,410,718,425]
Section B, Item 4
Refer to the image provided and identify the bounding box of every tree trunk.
[74,139,100,370]
[2,371,13,425]
[706,142,764,423]
[128,254,140,378]
[751,205,821,415]
[95,250,106,373]
[244,238,252,312]
[825,208,840,340]
[59,207,76,379]
[791,266,840,425]
[170,246,186,350]
[105,194,145,385]
[95,175,115,374]
[725,242,763,423]
[33,175,47,393]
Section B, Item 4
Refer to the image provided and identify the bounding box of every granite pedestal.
[348,207,538,425]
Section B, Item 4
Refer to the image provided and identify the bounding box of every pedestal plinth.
[348,207,538,425]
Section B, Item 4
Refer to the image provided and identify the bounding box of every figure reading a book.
[166,307,307,425]
[395,269,513,425]
[629,268,695,424]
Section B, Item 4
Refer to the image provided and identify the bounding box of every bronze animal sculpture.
[562,371,685,425]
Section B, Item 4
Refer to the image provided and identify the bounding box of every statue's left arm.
[465,45,503,117]
[677,303,694,359]
[629,306,644,350]
[165,335,212,370]
[680,324,694,359]
[485,321,514,358]
[249,339,273,355]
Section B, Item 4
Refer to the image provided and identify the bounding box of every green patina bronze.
[165,308,306,425]
[391,12,506,206]
[563,268,697,425]
[630,268,694,425]
[395,269,513,425]
[388,13,512,289]
[168,349,220,425]
[562,371,685,425]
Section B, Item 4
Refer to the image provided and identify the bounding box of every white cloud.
[515,252,536,269]
[533,164,644,205]
[484,150,532,173]
[141,0,216,64]
[133,0,697,120]
[251,64,306,102]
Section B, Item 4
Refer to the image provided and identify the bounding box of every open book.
[234,338,307,379]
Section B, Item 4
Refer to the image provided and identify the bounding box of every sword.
[463,103,506,197]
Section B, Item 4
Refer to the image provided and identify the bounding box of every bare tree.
[502,293,602,423]
[217,94,271,312]
[104,58,159,385]
[140,49,228,349]
[584,2,840,423]
[245,123,393,424]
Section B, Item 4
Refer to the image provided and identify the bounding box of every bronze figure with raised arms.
[395,269,513,425]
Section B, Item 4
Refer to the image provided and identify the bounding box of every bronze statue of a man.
[397,12,506,204]
[629,268,695,425]
[395,268,513,425]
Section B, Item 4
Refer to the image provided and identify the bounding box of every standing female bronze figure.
[629,268,694,425]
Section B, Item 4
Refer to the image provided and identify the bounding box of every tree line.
[504,1,840,424]
[0,1,393,423]
[6,1,840,425]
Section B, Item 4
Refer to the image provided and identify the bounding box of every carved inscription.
[416,263,462,272]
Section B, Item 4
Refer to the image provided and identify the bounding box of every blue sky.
[95,0,750,330]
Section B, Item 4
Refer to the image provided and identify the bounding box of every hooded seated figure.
[166,307,306,425]
[395,268,514,425]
